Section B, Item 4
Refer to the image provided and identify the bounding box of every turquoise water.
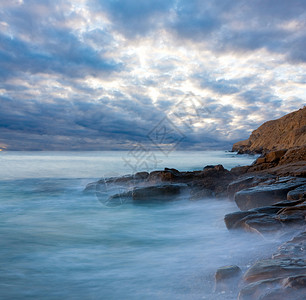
[0,151,279,299]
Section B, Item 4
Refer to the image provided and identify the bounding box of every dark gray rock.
[227,175,275,200]
[287,184,306,201]
[234,179,306,211]
[132,184,184,201]
[224,211,256,229]
[134,172,149,180]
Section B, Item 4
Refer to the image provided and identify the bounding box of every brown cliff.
[232,106,306,154]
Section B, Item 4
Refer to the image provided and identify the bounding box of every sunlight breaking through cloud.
[0,0,305,150]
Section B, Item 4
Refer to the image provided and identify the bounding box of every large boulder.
[265,149,287,163]
[234,178,306,210]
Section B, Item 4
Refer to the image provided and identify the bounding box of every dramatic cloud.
[0,0,305,150]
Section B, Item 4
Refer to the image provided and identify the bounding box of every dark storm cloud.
[0,31,120,80]
[94,0,176,37]
[97,0,306,62]
[0,94,172,150]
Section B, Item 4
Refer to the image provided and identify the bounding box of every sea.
[0,151,282,300]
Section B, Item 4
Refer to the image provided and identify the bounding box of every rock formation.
[232,106,306,154]
[84,106,306,299]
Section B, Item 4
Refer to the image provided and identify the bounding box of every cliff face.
[232,106,306,154]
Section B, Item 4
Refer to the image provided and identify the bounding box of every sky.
[0,0,305,151]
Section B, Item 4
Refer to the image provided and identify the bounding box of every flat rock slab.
[243,215,283,234]
[234,179,306,210]
[243,258,306,283]
[238,276,306,300]
[227,175,275,200]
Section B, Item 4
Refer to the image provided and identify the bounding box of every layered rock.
[234,177,306,211]
[246,145,306,174]
[232,106,306,154]
[238,231,306,300]
[85,165,237,203]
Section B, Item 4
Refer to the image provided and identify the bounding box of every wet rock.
[134,172,149,180]
[238,278,282,300]
[243,258,306,283]
[108,190,133,200]
[272,198,305,207]
[282,274,306,289]
[224,211,256,229]
[242,214,283,235]
[191,165,235,197]
[239,272,306,300]
[214,265,242,292]
[227,175,275,200]
[238,231,306,299]
[234,179,306,211]
[224,205,284,230]
[273,231,306,259]
[275,203,306,225]
[203,164,225,171]
[252,206,283,215]
[164,168,181,176]
[108,175,135,184]
[131,184,183,201]
[264,161,306,177]
[230,165,250,176]
[83,182,97,193]
[287,184,306,201]
[147,170,175,182]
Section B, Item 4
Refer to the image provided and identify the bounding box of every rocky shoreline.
[85,148,305,299]
[85,108,305,299]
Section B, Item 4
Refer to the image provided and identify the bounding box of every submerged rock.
[214,265,242,292]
